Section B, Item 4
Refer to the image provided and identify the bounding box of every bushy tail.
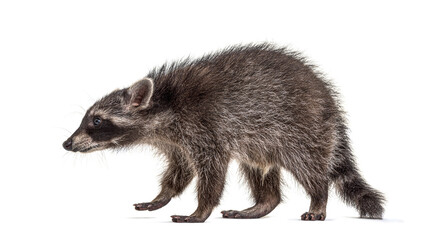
[334,169,385,218]
[330,123,385,219]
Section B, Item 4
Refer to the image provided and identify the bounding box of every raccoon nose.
[63,139,73,151]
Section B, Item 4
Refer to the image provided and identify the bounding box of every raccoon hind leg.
[289,161,329,221]
[300,188,328,221]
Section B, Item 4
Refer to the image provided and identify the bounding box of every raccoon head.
[63,78,155,153]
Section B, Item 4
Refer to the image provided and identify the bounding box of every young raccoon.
[63,43,385,223]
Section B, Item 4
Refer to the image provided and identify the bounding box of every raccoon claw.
[134,202,152,211]
[221,210,243,218]
[134,199,169,211]
[300,212,325,221]
[171,215,205,223]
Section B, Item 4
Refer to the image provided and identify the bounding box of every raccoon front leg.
[171,150,229,223]
[134,149,194,211]
[222,164,281,219]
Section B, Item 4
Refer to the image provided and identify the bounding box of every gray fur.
[63,43,385,222]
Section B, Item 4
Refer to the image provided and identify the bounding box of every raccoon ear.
[128,78,154,109]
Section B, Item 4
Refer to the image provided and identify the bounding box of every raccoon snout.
[63,138,73,151]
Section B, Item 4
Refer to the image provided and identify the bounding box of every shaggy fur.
[63,43,385,223]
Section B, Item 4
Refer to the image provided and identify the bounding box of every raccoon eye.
[93,117,102,126]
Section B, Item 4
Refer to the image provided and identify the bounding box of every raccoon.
[63,43,385,223]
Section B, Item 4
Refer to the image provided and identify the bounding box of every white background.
[0,0,427,239]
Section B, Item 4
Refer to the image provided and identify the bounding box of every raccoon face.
[62,110,130,153]
[63,78,154,153]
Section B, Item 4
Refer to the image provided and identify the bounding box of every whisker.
[64,110,85,118]
[96,152,103,168]
[99,151,109,169]
[78,105,86,114]
[85,92,96,103]
[55,127,72,134]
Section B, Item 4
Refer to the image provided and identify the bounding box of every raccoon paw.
[171,215,205,223]
[221,210,265,219]
[221,210,244,218]
[133,199,169,211]
[300,212,325,221]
